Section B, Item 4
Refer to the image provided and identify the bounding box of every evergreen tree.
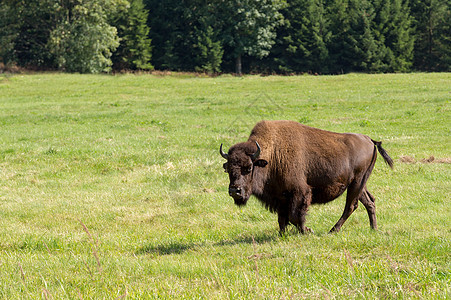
[370,0,392,72]
[111,0,153,70]
[302,0,330,72]
[186,1,224,73]
[192,25,224,73]
[350,0,380,72]
[410,0,450,71]
[0,2,19,66]
[326,0,413,73]
[373,0,415,72]
[145,0,221,72]
[145,0,181,70]
[0,0,57,68]
[327,0,360,73]
[271,0,330,73]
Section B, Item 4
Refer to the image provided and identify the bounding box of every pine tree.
[0,0,57,68]
[193,25,224,73]
[350,0,393,72]
[305,0,331,72]
[410,0,450,71]
[358,1,380,72]
[271,0,330,73]
[112,0,153,70]
[373,0,415,72]
[327,0,359,73]
[327,0,408,73]
[145,0,224,72]
[0,2,19,66]
[145,0,182,70]
[187,2,224,73]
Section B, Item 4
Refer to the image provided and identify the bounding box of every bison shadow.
[136,231,280,256]
[214,231,278,247]
[136,241,199,255]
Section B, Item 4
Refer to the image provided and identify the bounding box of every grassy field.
[0,72,449,299]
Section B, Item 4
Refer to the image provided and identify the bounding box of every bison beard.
[220,120,393,234]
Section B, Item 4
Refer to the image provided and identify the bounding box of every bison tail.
[372,140,394,169]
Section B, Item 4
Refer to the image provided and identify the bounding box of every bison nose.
[229,187,242,197]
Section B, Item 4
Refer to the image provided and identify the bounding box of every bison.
[220,120,393,234]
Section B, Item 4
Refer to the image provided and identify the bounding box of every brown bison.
[220,120,393,234]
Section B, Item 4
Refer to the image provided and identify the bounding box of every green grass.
[0,73,449,299]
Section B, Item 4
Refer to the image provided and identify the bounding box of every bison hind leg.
[359,187,377,230]
[329,182,361,233]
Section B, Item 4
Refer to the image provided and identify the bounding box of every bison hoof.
[329,227,340,233]
[304,227,314,234]
[298,226,314,234]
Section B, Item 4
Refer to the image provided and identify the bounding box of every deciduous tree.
[48,0,122,73]
[217,0,285,74]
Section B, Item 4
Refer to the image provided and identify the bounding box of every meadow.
[0,72,449,299]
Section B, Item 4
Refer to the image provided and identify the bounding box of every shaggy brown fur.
[220,120,393,234]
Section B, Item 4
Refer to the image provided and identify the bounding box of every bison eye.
[223,163,228,172]
[242,166,253,174]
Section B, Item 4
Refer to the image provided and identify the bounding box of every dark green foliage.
[145,0,223,72]
[193,25,224,73]
[270,0,416,74]
[410,0,451,71]
[0,0,448,73]
[0,2,19,65]
[184,2,223,73]
[327,0,364,73]
[111,0,153,70]
[215,0,285,74]
[372,0,415,72]
[263,0,331,73]
[320,0,375,73]
[144,0,182,70]
[326,0,415,73]
[145,0,284,74]
[0,0,57,68]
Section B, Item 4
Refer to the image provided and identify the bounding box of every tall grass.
[0,73,449,298]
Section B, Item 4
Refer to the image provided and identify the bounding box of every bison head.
[220,141,268,206]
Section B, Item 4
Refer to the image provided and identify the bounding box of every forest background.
[0,0,449,75]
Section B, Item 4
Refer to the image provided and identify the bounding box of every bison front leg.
[277,210,289,235]
[291,189,313,234]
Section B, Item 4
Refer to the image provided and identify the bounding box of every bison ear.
[253,159,268,168]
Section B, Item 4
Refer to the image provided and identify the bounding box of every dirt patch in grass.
[400,155,451,164]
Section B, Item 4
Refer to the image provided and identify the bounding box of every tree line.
[0,0,449,74]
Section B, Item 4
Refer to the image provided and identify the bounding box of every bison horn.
[251,141,261,160]
[220,144,228,159]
